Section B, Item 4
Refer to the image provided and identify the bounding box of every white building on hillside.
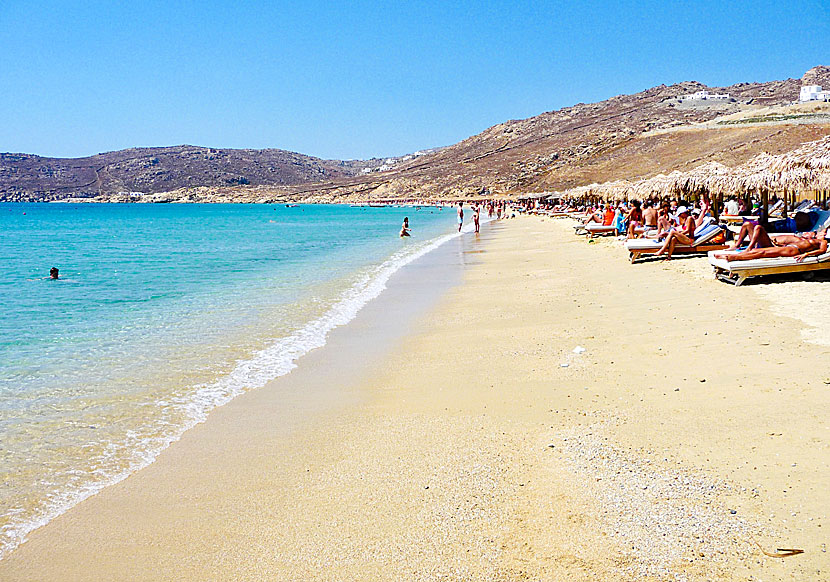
[800,85,830,102]
[681,90,731,101]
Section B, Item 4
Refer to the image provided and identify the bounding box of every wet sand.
[2,216,828,581]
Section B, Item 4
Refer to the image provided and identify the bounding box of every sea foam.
[0,215,480,560]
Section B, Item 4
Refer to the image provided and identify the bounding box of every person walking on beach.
[400,217,411,237]
[473,204,480,233]
[457,202,464,232]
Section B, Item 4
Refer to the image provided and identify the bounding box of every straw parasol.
[556,136,830,208]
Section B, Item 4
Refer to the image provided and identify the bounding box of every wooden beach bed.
[719,214,760,225]
[625,223,726,263]
[583,223,618,236]
[708,249,830,286]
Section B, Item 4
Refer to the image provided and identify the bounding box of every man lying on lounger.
[714,228,828,262]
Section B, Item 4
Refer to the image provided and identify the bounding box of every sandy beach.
[2,215,828,581]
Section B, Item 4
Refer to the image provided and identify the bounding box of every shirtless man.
[642,201,658,229]
[457,202,464,232]
[714,228,827,262]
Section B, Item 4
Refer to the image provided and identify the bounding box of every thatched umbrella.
[556,136,830,212]
[730,139,830,212]
[768,137,830,207]
[631,173,674,200]
[767,135,830,172]
[676,162,731,195]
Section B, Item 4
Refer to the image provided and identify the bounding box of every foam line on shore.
[0,217,488,561]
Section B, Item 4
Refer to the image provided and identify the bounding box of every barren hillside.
[3,66,829,203]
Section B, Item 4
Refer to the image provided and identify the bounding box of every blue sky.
[0,0,827,160]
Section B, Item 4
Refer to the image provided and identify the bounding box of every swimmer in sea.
[400,217,411,237]
[49,267,59,280]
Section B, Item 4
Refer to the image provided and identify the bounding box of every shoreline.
[0,209,483,561]
[2,215,827,581]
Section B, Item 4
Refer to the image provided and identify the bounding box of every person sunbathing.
[728,211,817,249]
[584,204,614,226]
[625,200,644,239]
[651,204,674,239]
[654,201,711,259]
[642,200,658,229]
[714,228,828,262]
[726,222,804,251]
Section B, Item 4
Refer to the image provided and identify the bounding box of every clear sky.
[0,0,828,160]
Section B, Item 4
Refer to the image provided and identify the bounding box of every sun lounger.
[583,223,618,236]
[792,200,816,213]
[708,248,830,286]
[625,221,726,263]
[710,210,830,284]
[719,214,760,225]
[726,209,830,235]
[767,199,785,218]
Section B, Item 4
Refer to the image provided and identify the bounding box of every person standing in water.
[400,217,411,237]
[473,204,480,233]
[457,202,464,232]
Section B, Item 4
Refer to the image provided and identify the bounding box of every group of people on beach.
[401,200,510,238]
[575,197,718,258]
[534,192,830,263]
[456,200,509,233]
[715,219,828,262]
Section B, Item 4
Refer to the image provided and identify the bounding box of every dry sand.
[2,216,828,581]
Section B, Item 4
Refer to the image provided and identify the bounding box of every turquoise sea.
[0,202,465,558]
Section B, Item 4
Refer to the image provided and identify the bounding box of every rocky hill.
[0,146,376,202]
[3,66,829,203]
[291,65,830,201]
